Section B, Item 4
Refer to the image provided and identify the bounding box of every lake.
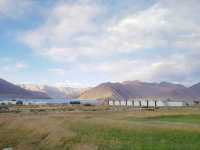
[0,98,102,105]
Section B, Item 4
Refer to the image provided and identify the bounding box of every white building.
[108,99,188,107]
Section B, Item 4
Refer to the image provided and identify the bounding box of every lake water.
[0,98,102,105]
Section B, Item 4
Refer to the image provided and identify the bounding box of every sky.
[0,0,200,87]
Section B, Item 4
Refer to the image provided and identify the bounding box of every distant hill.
[79,82,129,100]
[79,81,200,101]
[20,84,88,99]
[190,83,200,97]
[0,78,50,99]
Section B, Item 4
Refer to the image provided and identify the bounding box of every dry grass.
[0,107,200,150]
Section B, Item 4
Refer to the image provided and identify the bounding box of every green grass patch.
[149,114,200,123]
[65,121,200,150]
[128,114,200,124]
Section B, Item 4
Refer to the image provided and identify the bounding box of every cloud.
[19,0,200,84]
[0,0,35,19]
[80,53,200,85]
[21,0,200,60]
[0,59,28,72]
[80,60,153,81]
[21,0,102,62]
[107,0,200,51]
[55,80,87,88]
[15,62,28,70]
[48,68,66,76]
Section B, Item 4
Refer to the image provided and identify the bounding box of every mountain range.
[20,84,88,99]
[1,78,200,101]
[0,79,50,99]
[79,81,200,101]
[0,78,87,99]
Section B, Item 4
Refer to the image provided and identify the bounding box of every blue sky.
[0,0,200,87]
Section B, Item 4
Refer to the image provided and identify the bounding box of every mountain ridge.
[1,78,200,101]
[79,81,200,101]
[189,83,200,97]
[0,78,50,99]
[20,84,88,99]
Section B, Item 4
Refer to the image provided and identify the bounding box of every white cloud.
[0,0,35,19]
[107,0,200,51]
[0,60,28,72]
[80,60,156,82]
[15,62,28,70]
[21,0,200,61]
[107,4,168,50]
[55,80,88,88]
[21,0,102,62]
[19,0,200,84]
[48,68,66,76]
[80,53,200,85]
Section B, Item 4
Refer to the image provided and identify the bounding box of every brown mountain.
[79,81,200,101]
[0,78,50,99]
[79,82,130,100]
[122,81,186,97]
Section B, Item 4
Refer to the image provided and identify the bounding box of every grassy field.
[0,106,200,150]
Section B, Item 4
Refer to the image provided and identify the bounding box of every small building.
[108,98,190,107]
